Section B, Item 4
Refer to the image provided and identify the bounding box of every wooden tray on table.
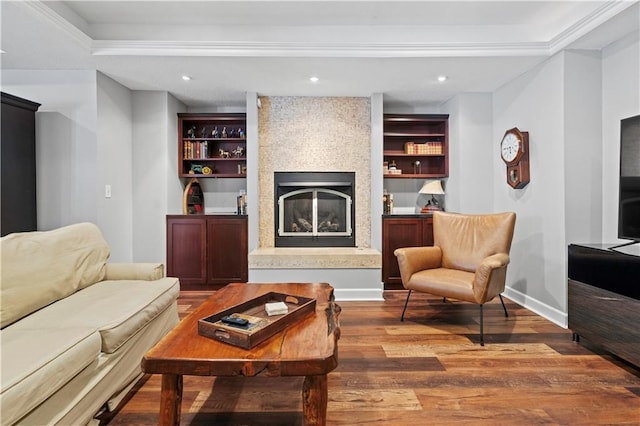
[197,291,316,349]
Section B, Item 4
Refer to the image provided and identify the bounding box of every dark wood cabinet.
[1,92,40,236]
[383,114,448,179]
[167,215,248,290]
[568,244,640,367]
[382,215,433,290]
[178,113,247,178]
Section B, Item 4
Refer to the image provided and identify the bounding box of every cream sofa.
[0,222,180,425]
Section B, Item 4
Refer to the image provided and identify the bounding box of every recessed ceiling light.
[309,76,319,83]
[182,75,192,81]
[437,75,448,82]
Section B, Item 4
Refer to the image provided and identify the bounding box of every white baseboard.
[502,287,568,329]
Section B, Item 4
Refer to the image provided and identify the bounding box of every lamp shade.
[419,180,445,195]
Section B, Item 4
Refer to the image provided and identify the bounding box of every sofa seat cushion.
[0,327,102,426]
[11,277,180,354]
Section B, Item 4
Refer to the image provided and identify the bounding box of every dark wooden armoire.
[1,92,41,236]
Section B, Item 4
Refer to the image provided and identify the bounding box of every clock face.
[501,132,521,163]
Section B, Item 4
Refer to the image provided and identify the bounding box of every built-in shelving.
[383,114,449,178]
[178,113,247,178]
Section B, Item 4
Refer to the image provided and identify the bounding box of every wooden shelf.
[182,157,247,161]
[383,173,447,179]
[182,137,246,142]
[384,151,445,157]
[178,113,247,178]
[383,113,449,179]
[179,173,247,178]
[383,133,446,137]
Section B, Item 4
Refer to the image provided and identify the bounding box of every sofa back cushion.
[0,222,110,328]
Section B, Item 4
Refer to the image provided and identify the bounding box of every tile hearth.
[248,247,383,301]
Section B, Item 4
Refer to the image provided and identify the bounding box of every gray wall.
[132,91,187,263]
[96,72,133,262]
[493,53,571,325]
[442,93,494,214]
[491,39,639,327]
[602,33,640,244]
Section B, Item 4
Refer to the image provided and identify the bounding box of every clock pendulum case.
[500,127,530,189]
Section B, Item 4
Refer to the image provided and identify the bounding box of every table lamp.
[419,180,445,213]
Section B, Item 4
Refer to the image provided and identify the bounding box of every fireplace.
[274,172,355,247]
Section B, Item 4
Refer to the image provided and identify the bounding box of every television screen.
[618,115,640,242]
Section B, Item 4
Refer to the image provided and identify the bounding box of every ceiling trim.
[90,40,550,58]
[19,1,92,50]
[548,0,636,53]
[22,0,634,60]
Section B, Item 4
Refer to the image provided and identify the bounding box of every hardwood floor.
[104,290,640,425]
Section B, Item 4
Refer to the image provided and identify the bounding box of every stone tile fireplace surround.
[248,96,382,300]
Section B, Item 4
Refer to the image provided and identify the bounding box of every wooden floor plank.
[100,290,640,425]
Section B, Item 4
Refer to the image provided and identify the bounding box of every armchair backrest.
[433,212,516,272]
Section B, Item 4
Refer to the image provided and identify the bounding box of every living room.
[3,0,639,326]
[1,1,639,424]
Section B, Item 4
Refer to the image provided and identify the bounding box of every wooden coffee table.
[142,282,340,425]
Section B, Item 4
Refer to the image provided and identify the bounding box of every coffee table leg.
[159,374,183,425]
[302,374,328,426]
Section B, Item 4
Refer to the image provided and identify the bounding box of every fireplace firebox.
[275,172,355,247]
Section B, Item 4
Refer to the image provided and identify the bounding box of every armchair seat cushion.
[406,268,476,302]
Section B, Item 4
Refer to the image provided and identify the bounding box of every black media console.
[568,244,640,368]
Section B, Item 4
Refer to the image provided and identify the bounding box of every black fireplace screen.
[275,172,355,247]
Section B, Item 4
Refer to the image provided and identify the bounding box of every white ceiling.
[1,1,639,109]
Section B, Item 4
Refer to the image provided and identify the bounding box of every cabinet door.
[166,217,207,288]
[207,218,248,286]
[382,218,423,287]
[382,217,434,289]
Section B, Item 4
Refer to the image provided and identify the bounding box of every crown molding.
[24,0,632,59]
[18,1,92,50]
[91,40,550,58]
[549,0,637,53]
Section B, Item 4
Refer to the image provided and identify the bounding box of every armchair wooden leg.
[401,290,412,322]
[479,304,484,346]
[499,294,509,318]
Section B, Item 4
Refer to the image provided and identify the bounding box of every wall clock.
[500,127,530,189]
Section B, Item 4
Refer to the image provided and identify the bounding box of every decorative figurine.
[211,126,219,138]
[232,146,244,158]
[187,125,197,138]
[229,128,237,138]
[221,127,228,138]
[200,127,207,138]
[238,128,245,138]
[219,148,231,158]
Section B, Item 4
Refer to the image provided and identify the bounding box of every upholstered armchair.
[394,211,516,345]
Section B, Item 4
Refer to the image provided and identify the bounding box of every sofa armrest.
[394,246,443,286]
[104,263,165,281]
